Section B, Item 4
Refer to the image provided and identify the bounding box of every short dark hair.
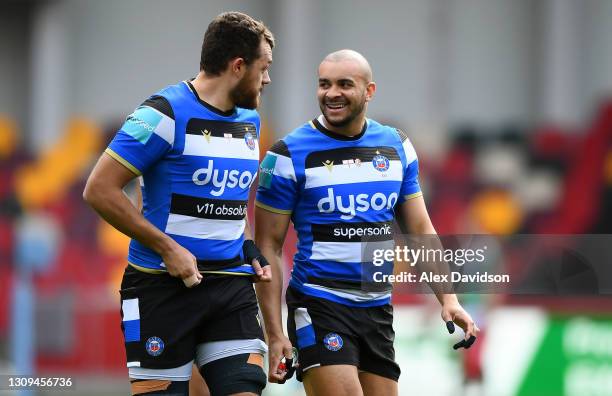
[200,11,274,76]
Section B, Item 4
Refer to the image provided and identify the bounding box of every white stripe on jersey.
[303,282,391,303]
[165,214,245,240]
[304,160,403,189]
[310,240,395,263]
[270,152,297,181]
[152,109,175,145]
[183,134,260,160]
[402,138,417,164]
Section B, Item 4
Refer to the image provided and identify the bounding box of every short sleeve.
[397,129,422,203]
[255,140,298,214]
[106,95,175,175]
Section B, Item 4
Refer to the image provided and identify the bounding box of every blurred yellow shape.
[605,150,612,185]
[15,117,102,209]
[470,189,523,235]
[97,219,130,257]
[0,116,18,159]
[108,259,127,297]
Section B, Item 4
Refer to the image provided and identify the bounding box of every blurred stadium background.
[1,0,612,395]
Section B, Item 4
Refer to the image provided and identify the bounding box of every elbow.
[82,177,100,208]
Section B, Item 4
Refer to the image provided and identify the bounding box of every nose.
[263,70,271,85]
[325,84,342,100]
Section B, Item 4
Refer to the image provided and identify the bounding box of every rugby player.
[255,49,479,395]
[84,12,274,396]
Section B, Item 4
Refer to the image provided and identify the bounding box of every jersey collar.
[311,115,367,141]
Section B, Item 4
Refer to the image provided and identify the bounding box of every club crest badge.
[323,333,343,351]
[372,153,390,172]
[245,132,256,150]
[145,336,165,356]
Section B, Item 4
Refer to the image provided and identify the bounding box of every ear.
[229,58,247,77]
[365,81,376,102]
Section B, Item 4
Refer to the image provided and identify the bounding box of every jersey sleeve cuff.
[255,200,292,215]
[404,191,423,200]
[105,148,142,176]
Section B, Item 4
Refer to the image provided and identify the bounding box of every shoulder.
[367,119,417,162]
[269,139,291,157]
[281,120,320,149]
[139,95,174,119]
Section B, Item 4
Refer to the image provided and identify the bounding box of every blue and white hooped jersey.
[106,81,260,275]
[256,116,422,307]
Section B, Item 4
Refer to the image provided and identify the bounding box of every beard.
[319,96,366,127]
[230,76,260,109]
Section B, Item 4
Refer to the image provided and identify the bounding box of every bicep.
[86,152,140,192]
[254,207,291,251]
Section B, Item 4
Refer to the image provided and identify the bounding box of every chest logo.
[201,129,211,143]
[322,160,334,172]
[245,132,256,150]
[342,158,362,168]
[372,152,390,172]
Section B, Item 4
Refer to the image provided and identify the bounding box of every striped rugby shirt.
[106,81,260,275]
[256,116,422,307]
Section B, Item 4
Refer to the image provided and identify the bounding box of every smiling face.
[317,57,375,129]
[230,38,273,109]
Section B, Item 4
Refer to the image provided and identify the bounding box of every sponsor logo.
[196,202,247,217]
[258,154,277,189]
[372,152,390,172]
[126,115,156,132]
[224,133,233,140]
[323,333,343,351]
[145,336,164,356]
[322,160,334,172]
[333,223,392,240]
[201,129,211,142]
[317,188,399,220]
[192,160,256,196]
[244,132,256,150]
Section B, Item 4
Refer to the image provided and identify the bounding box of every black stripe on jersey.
[186,119,257,139]
[395,128,409,142]
[170,193,247,220]
[305,146,400,169]
[311,221,394,242]
[141,95,174,119]
[186,80,235,117]
[307,276,393,293]
[312,118,367,141]
[269,140,290,157]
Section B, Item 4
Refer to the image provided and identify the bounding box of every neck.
[191,71,235,112]
[321,113,366,137]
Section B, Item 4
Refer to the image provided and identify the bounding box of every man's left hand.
[441,301,480,349]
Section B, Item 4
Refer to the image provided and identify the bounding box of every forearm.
[255,245,285,338]
[84,183,175,255]
[400,201,458,306]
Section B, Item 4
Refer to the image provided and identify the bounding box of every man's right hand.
[161,243,202,288]
[267,334,294,383]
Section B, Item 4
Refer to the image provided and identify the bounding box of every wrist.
[441,294,459,306]
[266,328,287,340]
[151,234,179,256]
